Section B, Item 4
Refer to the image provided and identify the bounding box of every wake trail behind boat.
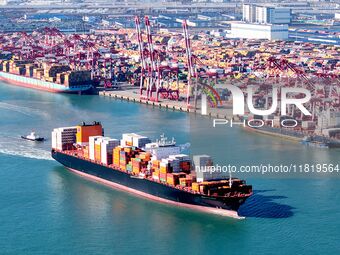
[0,136,52,161]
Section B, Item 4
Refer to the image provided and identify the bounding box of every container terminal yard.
[1,2,340,254]
[0,14,339,145]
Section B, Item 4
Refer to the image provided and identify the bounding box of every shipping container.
[152,171,160,181]
[76,122,103,145]
[52,126,77,151]
[159,172,167,182]
[94,140,101,162]
[89,136,103,160]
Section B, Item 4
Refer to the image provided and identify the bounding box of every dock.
[99,88,234,120]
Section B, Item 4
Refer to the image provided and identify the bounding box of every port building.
[233,4,290,40]
[243,4,291,24]
[231,22,288,40]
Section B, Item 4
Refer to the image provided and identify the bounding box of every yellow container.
[95,144,101,161]
[192,182,200,192]
[132,166,140,174]
[160,166,168,174]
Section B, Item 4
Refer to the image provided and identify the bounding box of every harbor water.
[0,82,339,255]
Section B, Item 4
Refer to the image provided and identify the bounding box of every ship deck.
[58,149,252,200]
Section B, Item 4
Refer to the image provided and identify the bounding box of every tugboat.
[21,132,45,142]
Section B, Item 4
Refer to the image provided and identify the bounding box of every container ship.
[0,59,94,93]
[51,122,252,219]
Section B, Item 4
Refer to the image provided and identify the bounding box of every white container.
[193,155,212,168]
[101,138,119,164]
[169,154,190,161]
[145,143,181,160]
[51,130,57,149]
[89,136,103,160]
[121,133,136,145]
[51,127,77,151]
[132,136,151,148]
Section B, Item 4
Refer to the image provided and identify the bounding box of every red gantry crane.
[134,16,148,99]
[182,19,194,107]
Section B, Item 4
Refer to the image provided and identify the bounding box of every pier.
[99,88,234,120]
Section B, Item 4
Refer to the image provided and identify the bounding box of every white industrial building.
[231,22,288,40]
[317,110,340,130]
[243,4,256,23]
[335,13,340,20]
[243,4,291,24]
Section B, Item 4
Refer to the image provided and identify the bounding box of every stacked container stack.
[25,64,34,77]
[132,135,151,148]
[89,136,103,161]
[170,154,191,173]
[151,160,160,181]
[191,180,241,196]
[83,145,89,159]
[51,126,77,151]
[64,70,92,87]
[179,176,193,187]
[162,158,180,173]
[121,133,134,147]
[101,138,120,165]
[145,143,181,160]
[166,173,186,186]
[76,122,103,146]
[119,147,132,171]
[113,146,122,167]
[121,133,151,148]
[193,155,215,182]
[131,158,141,174]
[94,138,103,162]
[159,161,169,183]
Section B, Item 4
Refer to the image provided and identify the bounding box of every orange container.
[120,162,126,171]
[166,173,177,186]
[139,152,151,161]
[76,123,103,144]
[179,178,192,187]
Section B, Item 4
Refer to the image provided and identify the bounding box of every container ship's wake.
[51,122,252,219]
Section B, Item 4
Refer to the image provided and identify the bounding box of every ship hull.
[0,71,93,94]
[52,150,249,219]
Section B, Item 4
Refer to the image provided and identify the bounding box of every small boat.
[21,132,45,142]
